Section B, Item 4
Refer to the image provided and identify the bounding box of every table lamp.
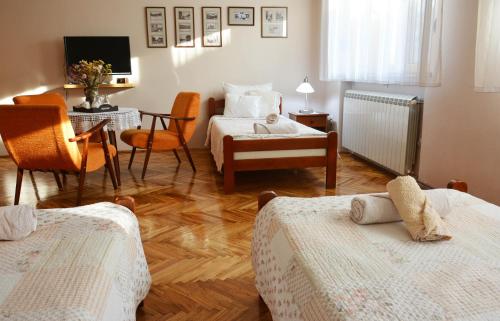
[296,76,315,114]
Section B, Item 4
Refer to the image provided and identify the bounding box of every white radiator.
[342,90,421,175]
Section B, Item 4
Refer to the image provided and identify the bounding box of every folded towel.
[350,189,453,225]
[0,205,37,241]
[254,122,299,134]
[266,113,279,124]
[387,176,451,242]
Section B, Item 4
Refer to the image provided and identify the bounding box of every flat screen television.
[64,36,132,75]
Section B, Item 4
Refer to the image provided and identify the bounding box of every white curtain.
[475,0,500,92]
[320,0,443,86]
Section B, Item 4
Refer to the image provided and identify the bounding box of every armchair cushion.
[120,129,179,151]
[77,143,117,172]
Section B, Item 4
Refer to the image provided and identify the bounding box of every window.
[320,0,443,86]
[475,0,500,92]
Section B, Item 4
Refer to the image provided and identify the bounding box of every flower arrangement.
[68,59,112,104]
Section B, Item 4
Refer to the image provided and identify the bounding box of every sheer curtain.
[320,0,443,86]
[475,0,500,92]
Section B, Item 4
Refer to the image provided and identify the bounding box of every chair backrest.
[168,92,200,142]
[0,104,81,171]
[13,92,67,108]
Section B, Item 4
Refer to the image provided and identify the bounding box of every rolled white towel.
[254,122,299,134]
[350,189,453,225]
[0,205,37,241]
[266,113,279,124]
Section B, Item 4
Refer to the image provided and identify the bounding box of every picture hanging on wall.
[261,7,288,38]
[146,7,167,47]
[174,7,195,47]
[202,7,222,47]
[228,7,254,26]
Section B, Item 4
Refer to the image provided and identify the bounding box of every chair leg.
[14,168,24,205]
[128,147,137,169]
[142,147,153,179]
[104,155,118,190]
[181,143,196,172]
[173,149,181,164]
[53,171,63,191]
[76,169,86,206]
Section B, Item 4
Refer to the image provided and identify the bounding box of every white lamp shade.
[296,82,315,94]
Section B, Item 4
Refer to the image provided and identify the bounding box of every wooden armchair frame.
[128,110,196,179]
[15,119,118,205]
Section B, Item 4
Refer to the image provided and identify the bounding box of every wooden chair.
[0,104,118,205]
[120,92,200,178]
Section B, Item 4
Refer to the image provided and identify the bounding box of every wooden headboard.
[208,97,283,118]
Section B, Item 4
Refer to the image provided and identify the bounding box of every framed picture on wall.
[202,7,222,47]
[145,7,167,47]
[174,7,195,47]
[261,7,288,38]
[228,7,254,26]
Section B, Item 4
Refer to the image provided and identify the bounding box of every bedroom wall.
[323,0,500,204]
[0,0,325,154]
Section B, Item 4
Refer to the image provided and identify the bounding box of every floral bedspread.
[0,202,151,321]
[252,189,500,321]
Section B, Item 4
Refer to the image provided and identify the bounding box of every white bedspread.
[252,189,500,321]
[0,202,151,321]
[205,116,326,171]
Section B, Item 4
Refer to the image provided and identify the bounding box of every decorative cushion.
[246,90,281,116]
[222,82,273,95]
[223,93,262,118]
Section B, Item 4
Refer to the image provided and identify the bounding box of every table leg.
[108,130,121,186]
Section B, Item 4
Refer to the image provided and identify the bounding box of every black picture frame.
[202,7,223,47]
[228,7,255,26]
[145,7,168,48]
[174,7,195,47]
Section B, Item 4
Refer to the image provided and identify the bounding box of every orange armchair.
[121,92,200,178]
[0,104,118,205]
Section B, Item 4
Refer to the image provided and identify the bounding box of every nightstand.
[289,112,329,132]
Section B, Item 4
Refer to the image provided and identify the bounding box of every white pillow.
[224,93,262,118]
[223,82,273,95]
[246,90,281,116]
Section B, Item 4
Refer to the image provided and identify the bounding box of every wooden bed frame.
[257,180,469,210]
[208,97,338,194]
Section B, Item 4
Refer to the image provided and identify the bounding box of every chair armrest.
[139,110,171,118]
[69,119,111,142]
[164,116,196,121]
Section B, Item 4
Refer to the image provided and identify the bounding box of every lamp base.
[299,109,314,114]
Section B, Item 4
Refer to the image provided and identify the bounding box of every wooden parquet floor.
[0,149,394,321]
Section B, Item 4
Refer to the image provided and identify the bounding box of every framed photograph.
[228,7,254,26]
[261,7,288,38]
[202,7,222,47]
[145,7,167,47]
[174,7,195,47]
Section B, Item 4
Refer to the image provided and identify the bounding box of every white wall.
[322,0,500,204]
[0,0,324,153]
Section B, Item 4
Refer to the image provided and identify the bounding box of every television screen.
[64,36,132,75]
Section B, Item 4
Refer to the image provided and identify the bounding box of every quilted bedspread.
[252,189,500,321]
[0,202,151,321]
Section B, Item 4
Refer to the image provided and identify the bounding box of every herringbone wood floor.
[0,149,393,321]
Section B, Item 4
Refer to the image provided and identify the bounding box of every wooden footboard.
[223,132,338,194]
[257,180,469,210]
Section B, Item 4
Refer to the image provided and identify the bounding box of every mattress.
[252,189,500,321]
[0,202,151,321]
[205,116,326,171]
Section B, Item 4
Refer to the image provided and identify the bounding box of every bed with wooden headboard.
[207,97,337,194]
